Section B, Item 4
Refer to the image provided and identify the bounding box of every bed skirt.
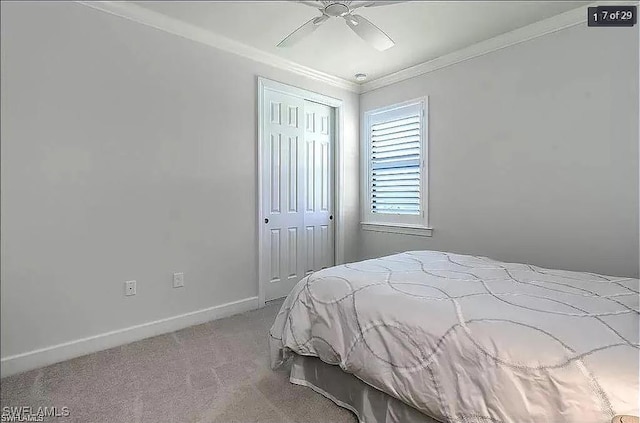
[289,354,443,423]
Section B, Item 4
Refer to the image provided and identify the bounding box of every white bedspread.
[269,251,639,423]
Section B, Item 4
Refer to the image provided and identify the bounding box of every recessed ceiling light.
[355,73,367,82]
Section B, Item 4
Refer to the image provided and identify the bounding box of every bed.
[269,250,639,423]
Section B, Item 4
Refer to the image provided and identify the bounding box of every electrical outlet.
[125,280,136,296]
[173,272,184,288]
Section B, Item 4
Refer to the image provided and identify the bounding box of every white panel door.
[263,89,306,301]
[262,92,334,301]
[303,100,334,274]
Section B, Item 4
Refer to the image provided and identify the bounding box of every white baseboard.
[0,296,259,378]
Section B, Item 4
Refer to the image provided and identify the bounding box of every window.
[362,98,431,236]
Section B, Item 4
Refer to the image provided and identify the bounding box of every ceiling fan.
[277,1,404,51]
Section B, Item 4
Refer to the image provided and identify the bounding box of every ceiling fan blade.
[277,14,329,48]
[344,14,394,51]
[349,1,406,10]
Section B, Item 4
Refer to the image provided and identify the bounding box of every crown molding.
[75,1,360,93]
[360,1,639,93]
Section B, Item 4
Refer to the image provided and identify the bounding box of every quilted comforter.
[269,251,639,423]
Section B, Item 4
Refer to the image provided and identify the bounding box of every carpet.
[0,300,358,423]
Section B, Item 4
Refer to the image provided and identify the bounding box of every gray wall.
[359,23,639,278]
[0,2,359,359]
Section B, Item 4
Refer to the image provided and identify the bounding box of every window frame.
[361,97,431,236]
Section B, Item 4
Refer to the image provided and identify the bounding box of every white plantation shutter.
[361,97,431,229]
[371,115,421,215]
[361,97,431,232]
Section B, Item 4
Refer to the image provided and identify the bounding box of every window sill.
[361,222,433,237]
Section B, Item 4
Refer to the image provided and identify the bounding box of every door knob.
[264,218,269,224]
[329,215,333,220]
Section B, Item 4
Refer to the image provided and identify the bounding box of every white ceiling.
[133,1,589,83]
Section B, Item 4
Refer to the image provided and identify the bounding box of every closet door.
[261,91,335,301]
[303,100,334,274]
[262,89,306,301]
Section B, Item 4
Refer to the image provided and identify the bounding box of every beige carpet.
[0,300,358,423]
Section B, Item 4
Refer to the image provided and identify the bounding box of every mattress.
[269,250,639,423]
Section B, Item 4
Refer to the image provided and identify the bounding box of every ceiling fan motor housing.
[324,2,350,17]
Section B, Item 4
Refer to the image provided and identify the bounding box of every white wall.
[0,1,359,368]
[360,23,639,278]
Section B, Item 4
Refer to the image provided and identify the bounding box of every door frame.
[257,77,345,307]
